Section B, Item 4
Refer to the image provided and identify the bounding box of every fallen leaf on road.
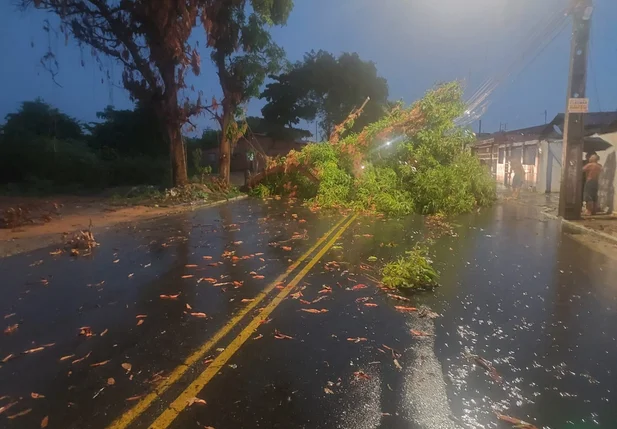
[59,354,75,362]
[30,393,45,399]
[23,347,45,354]
[324,388,334,394]
[363,234,373,238]
[7,408,32,419]
[353,371,371,380]
[253,334,263,340]
[364,303,378,307]
[199,277,217,284]
[347,337,367,343]
[299,309,328,314]
[319,286,332,294]
[128,273,134,278]
[299,299,312,305]
[41,416,49,428]
[395,306,417,313]
[367,256,378,262]
[160,293,181,300]
[71,351,92,364]
[79,326,94,337]
[90,360,110,367]
[410,329,431,337]
[0,401,18,415]
[4,313,16,319]
[186,303,193,310]
[190,312,208,318]
[290,291,303,299]
[121,362,132,373]
[50,249,63,255]
[241,299,255,303]
[260,317,272,325]
[136,319,144,326]
[495,413,538,429]
[387,293,411,302]
[113,259,120,263]
[274,329,293,340]
[136,314,148,319]
[351,284,368,290]
[187,397,207,407]
[253,275,265,280]
[4,324,18,335]
[393,359,402,370]
[281,246,292,251]
[181,275,194,279]
[202,256,213,260]
[125,394,144,401]
[185,264,198,268]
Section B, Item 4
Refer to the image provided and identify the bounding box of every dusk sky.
[1,0,616,136]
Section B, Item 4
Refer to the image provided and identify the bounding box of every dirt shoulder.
[0,194,245,257]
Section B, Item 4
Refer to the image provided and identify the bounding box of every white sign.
[568,98,589,113]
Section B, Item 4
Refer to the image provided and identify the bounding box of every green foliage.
[249,183,272,199]
[262,82,495,216]
[261,50,389,137]
[381,246,439,290]
[2,99,83,141]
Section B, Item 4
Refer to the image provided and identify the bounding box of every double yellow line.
[107,212,358,429]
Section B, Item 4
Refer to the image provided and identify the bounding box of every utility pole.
[558,0,593,220]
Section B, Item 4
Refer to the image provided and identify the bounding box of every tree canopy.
[202,0,292,183]
[261,50,390,139]
[23,0,207,186]
[1,99,83,141]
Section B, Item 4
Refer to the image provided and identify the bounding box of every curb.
[542,209,617,246]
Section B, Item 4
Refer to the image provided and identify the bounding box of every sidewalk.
[504,189,617,246]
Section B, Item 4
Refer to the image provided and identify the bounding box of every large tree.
[261,50,389,139]
[202,0,292,184]
[22,0,206,186]
[1,98,83,140]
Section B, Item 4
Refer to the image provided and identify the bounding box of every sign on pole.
[567,98,589,113]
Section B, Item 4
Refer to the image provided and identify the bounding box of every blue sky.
[1,0,616,136]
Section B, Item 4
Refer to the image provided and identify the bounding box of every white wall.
[594,131,617,214]
[536,140,562,193]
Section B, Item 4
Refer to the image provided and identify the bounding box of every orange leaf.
[202,256,213,260]
[90,360,110,367]
[185,264,198,268]
[241,299,255,303]
[23,346,45,354]
[190,312,208,318]
[79,326,94,337]
[4,324,18,335]
[353,371,371,380]
[351,284,368,290]
[7,408,32,419]
[199,277,217,284]
[347,337,367,343]
[160,293,180,300]
[364,303,378,307]
[0,401,18,415]
[252,275,265,280]
[187,397,207,406]
[71,351,92,364]
[186,303,193,310]
[253,334,263,340]
[410,329,431,337]
[59,354,75,362]
[274,329,293,340]
[290,291,303,299]
[136,314,148,319]
[121,362,132,373]
[395,306,417,312]
[181,275,194,279]
[30,393,45,399]
[126,394,145,402]
[107,377,116,386]
[281,246,292,251]
[136,319,144,326]
[299,309,328,314]
[100,328,109,337]
[41,416,49,428]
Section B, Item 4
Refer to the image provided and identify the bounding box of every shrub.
[381,246,439,290]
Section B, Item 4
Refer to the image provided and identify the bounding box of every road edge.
[542,209,617,246]
[0,194,248,258]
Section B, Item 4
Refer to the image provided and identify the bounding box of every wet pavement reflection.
[1,198,616,429]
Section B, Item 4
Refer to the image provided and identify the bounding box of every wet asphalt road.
[1,198,616,429]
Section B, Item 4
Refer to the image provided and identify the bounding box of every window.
[498,148,505,163]
[523,145,537,165]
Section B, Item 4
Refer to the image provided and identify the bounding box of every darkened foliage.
[261,50,390,138]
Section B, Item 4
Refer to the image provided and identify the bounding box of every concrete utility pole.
[558,0,593,220]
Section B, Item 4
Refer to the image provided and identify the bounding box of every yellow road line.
[105,214,351,429]
[149,213,359,429]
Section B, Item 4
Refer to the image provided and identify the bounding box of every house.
[202,134,309,174]
[471,112,617,213]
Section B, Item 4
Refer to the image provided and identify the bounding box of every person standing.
[582,154,602,215]
[510,158,525,199]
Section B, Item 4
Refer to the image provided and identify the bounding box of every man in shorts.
[582,154,602,215]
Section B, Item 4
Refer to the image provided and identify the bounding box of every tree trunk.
[167,122,188,187]
[219,104,232,185]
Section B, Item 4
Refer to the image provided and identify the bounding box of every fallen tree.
[251,82,495,215]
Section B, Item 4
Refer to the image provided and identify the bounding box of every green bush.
[381,246,439,290]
